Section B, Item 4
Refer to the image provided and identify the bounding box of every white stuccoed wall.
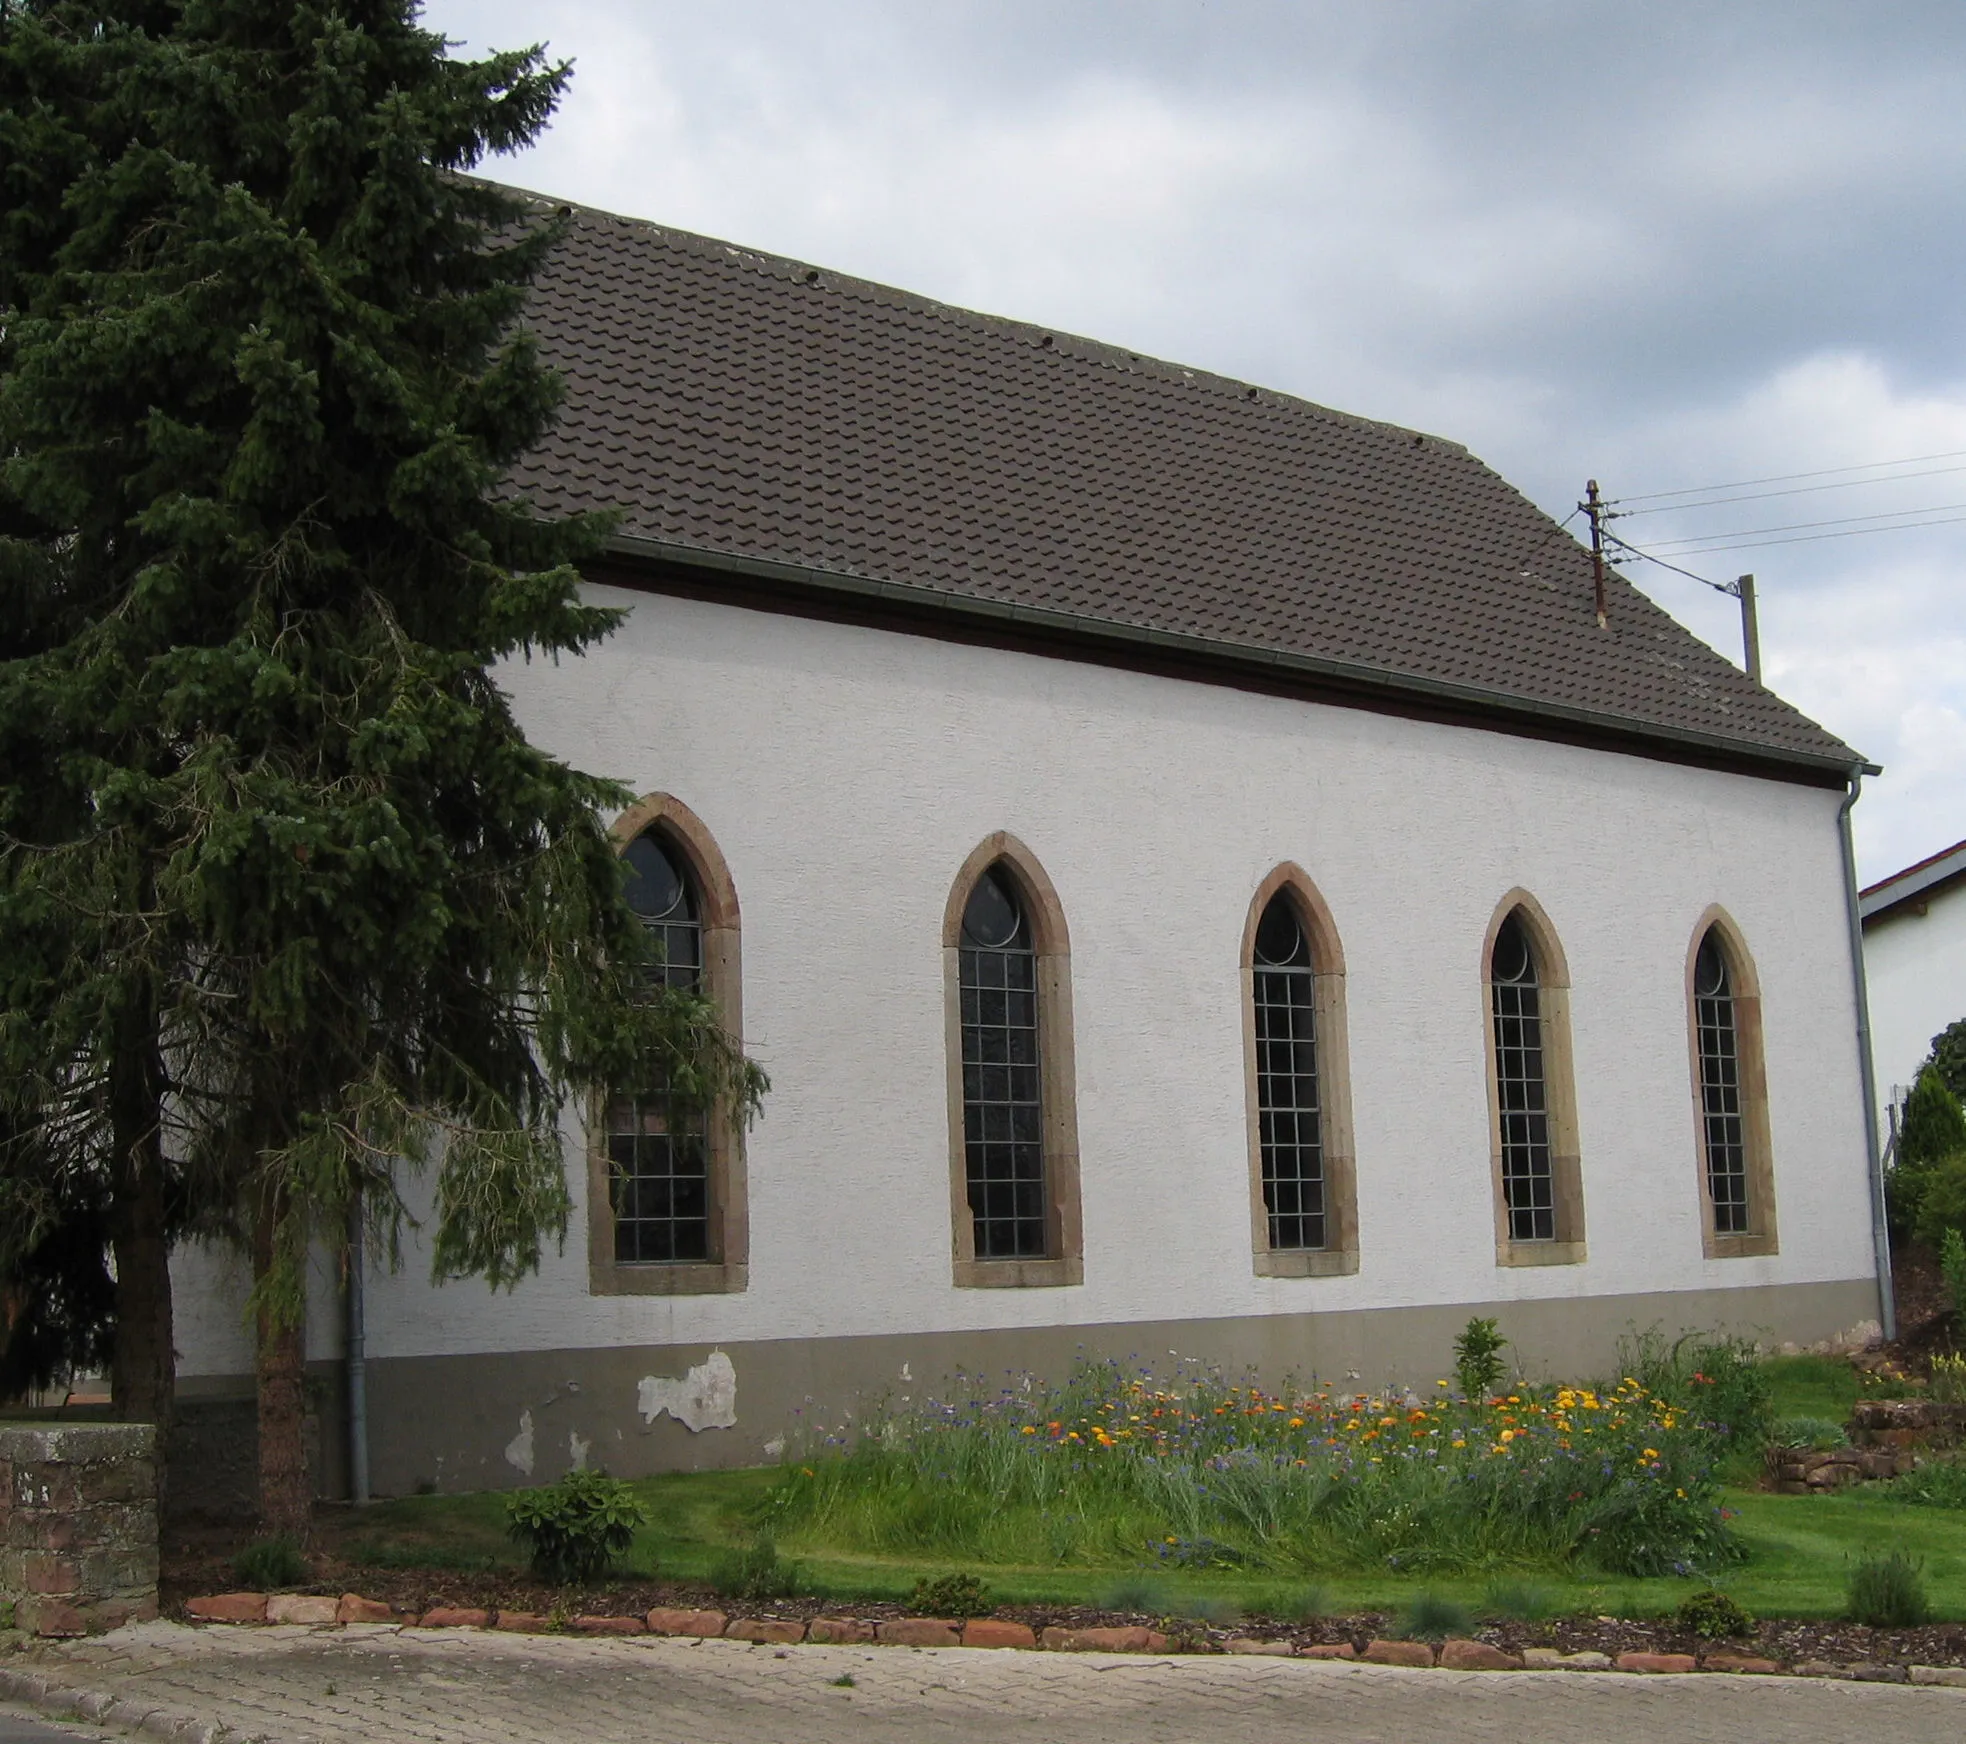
[174,583,1878,1374]
[1864,881,1966,1118]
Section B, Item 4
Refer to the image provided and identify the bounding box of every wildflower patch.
[762,1360,1741,1578]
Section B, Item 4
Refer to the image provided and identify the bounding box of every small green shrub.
[1453,1317,1508,1400]
[1930,1353,1966,1405]
[710,1537,804,1601]
[1098,1575,1167,1614]
[1846,1549,1930,1628]
[1482,1579,1556,1621]
[905,1573,992,1618]
[1675,1589,1753,1639]
[1617,1327,1774,1449]
[1246,1583,1327,1623]
[1940,1226,1966,1323]
[1771,1416,1848,1451]
[232,1536,309,1590]
[1399,1591,1475,1642]
[0,1598,16,1630]
[505,1469,648,1585]
[1884,1458,1966,1509]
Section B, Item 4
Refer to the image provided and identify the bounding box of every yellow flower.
[1287,1417,1305,1428]
[1499,1428,1515,1442]
[1642,1448,1659,1459]
[1675,1488,1687,1499]
[1021,1425,1037,1435]
[1451,1438,1467,1448]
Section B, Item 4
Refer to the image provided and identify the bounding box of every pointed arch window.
[943,834,1083,1288]
[1242,867,1359,1276]
[1490,912,1555,1243]
[609,833,708,1263]
[1694,933,1747,1236]
[589,794,748,1295]
[1482,895,1585,1265]
[1687,912,1778,1257]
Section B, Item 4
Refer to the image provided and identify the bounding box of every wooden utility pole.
[1584,479,1608,628]
[1736,573,1761,683]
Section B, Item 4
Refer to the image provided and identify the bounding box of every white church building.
[173,198,1888,1498]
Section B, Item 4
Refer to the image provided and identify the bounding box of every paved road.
[0,1713,113,1744]
[5,1621,1965,1744]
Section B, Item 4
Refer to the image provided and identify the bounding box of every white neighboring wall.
[1864,873,1966,1120]
[173,583,1878,1376]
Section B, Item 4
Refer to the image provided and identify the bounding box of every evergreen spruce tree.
[1927,1017,1966,1105]
[0,1,761,1533]
[1,0,191,1428]
[1887,1064,1966,1243]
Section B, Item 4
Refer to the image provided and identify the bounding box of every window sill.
[953,1256,1084,1289]
[1495,1239,1586,1268]
[589,1260,748,1296]
[1254,1248,1359,1278]
[1705,1233,1779,1259]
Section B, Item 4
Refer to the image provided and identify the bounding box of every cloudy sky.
[431,0,1966,881]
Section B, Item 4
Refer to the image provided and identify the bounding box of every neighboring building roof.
[1860,837,1966,925]
[509,195,1861,780]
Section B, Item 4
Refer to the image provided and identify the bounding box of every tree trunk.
[252,1199,311,1540]
[109,1156,174,1429]
[108,995,174,1444]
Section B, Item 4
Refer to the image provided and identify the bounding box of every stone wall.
[0,1422,158,1636]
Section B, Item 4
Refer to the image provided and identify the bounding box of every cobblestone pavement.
[5,1622,1965,1744]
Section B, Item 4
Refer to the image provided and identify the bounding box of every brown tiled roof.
[510,197,1858,775]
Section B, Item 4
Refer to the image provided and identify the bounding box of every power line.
[1611,460,1966,518]
[1643,496,1966,554]
[1608,446,1966,506]
[1634,510,1966,557]
[1600,529,1737,593]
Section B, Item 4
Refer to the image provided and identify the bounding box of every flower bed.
[764,1359,1740,1577]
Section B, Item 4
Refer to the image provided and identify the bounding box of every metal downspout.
[1838,770,1896,1342]
[346,1194,370,1503]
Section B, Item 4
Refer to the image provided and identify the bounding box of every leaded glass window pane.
[1254,893,1325,1250]
[610,832,709,1264]
[959,868,1047,1259]
[1694,931,1749,1235]
[1491,911,1555,1242]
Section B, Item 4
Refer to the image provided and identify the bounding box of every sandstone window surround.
[588,793,748,1296]
[1242,864,1360,1277]
[1481,890,1587,1267]
[943,832,1084,1288]
[1686,905,1779,1258]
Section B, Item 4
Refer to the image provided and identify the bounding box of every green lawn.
[331,1456,1966,1622]
[1760,1354,1863,1423]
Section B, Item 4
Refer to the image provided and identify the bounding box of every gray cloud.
[431,0,1966,876]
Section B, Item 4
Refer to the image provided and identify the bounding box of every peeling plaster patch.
[637,1350,738,1432]
[762,1436,785,1459]
[504,1410,535,1477]
[569,1430,591,1471]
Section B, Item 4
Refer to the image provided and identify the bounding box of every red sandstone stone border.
[162,1592,1966,1686]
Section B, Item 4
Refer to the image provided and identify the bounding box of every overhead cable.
[1642,497,1966,554]
[1611,460,1966,518]
[1609,446,1966,506]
